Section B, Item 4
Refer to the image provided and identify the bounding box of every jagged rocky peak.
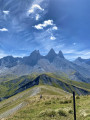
[47,48,57,56]
[46,48,57,62]
[1,56,14,60]
[49,48,56,54]
[30,50,40,56]
[75,57,90,65]
[77,57,82,60]
[58,50,64,59]
[0,56,20,68]
[23,50,42,66]
[45,49,65,62]
[75,57,84,62]
[29,50,42,59]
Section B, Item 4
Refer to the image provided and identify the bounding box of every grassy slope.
[0,85,89,120]
[0,74,38,98]
[0,73,90,99]
[0,74,18,83]
[46,73,90,91]
[0,86,69,116]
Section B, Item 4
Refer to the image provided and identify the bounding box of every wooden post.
[73,91,76,120]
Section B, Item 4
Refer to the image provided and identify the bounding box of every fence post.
[73,91,76,120]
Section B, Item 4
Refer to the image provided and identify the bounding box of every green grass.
[7,90,90,120]
[0,73,90,100]
[45,73,90,91]
[0,74,38,98]
[0,85,90,120]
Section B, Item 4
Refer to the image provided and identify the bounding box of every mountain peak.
[58,50,64,58]
[46,48,57,62]
[77,57,82,59]
[76,57,83,62]
[23,50,42,66]
[30,50,40,56]
[48,48,56,54]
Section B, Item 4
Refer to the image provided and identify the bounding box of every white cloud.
[85,52,90,55]
[52,26,58,30]
[34,24,43,29]
[50,36,56,40]
[63,49,75,54]
[0,28,8,32]
[3,11,9,15]
[28,4,44,14]
[34,20,53,29]
[62,49,90,60]
[36,14,40,20]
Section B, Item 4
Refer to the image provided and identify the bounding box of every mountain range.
[0,49,90,83]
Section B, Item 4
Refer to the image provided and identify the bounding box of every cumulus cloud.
[0,28,8,32]
[50,36,56,40]
[3,11,9,15]
[28,4,44,14]
[34,20,58,40]
[34,20,58,31]
[52,26,58,30]
[34,20,54,29]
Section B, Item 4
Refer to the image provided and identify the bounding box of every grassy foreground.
[0,85,90,120]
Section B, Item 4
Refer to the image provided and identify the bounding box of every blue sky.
[0,0,90,60]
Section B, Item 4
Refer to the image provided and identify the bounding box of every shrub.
[58,110,67,117]
[39,110,56,117]
[60,100,72,104]
[47,110,56,117]
[68,110,73,114]
[45,101,51,105]
[76,96,80,99]
[52,101,56,104]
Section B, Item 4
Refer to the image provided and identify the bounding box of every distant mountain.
[22,50,42,66]
[74,57,90,72]
[45,49,64,62]
[74,57,90,65]
[0,49,90,83]
[0,56,21,68]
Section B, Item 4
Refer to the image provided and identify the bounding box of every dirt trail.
[0,102,26,119]
[0,87,41,120]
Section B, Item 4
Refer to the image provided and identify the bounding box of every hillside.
[0,85,90,120]
[0,73,90,101]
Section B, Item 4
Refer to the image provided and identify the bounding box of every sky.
[0,0,90,60]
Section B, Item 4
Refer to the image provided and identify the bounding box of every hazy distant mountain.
[0,49,90,83]
[0,56,21,68]
[74,57,90,65]
[74,57,90,72]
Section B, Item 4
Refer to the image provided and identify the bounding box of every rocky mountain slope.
[0,49,90,83]
[0,73,90,101]
[74,57,90,71]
